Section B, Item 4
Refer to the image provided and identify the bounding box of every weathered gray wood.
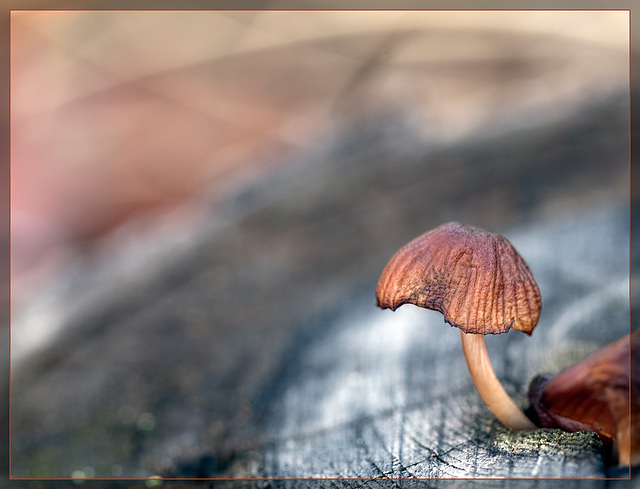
[249,207,627,480]
[9,94,633,485]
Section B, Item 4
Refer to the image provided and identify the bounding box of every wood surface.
[9,92,634,487]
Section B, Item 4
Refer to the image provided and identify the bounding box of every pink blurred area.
[10,10,630,282]
[10,11,334,278]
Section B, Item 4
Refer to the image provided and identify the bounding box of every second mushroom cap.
[376,221,541,335]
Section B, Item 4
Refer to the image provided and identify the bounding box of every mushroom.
[528,330,639,466]
[376,221,541,431]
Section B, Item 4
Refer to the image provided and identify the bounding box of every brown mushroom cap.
[529,330,639,466]
[376,222,541,335]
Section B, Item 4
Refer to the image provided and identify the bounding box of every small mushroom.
[528,330,639,466]
[376,221,541,431]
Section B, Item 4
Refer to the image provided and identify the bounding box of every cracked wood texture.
[8,10,636,488]
[10,97,633,486]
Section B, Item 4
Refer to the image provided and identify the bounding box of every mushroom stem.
[460,331,535,431]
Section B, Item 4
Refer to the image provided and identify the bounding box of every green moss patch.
[492,425,603,457]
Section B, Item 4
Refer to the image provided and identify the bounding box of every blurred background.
[8,9,632,482]
[10,10,628,287]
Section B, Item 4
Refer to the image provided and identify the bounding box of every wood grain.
[7,17,632,483]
